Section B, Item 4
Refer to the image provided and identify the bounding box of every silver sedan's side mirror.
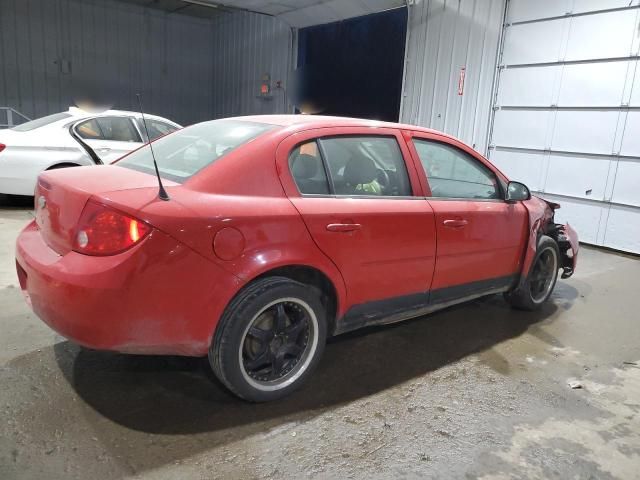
[506,181,531,202]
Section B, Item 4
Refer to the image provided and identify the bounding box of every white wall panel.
[492,110,551,149]
[498,66,558,106]
[400,0,504,154]
[551,111,619,154]
[620,111,640,156]
[545,154,612,200]
[490,150,546,191]
[502,19,565,65]
[558,61,629,106]
[602,205,640,253]
[565,10,638,61]
[611,160,640,207]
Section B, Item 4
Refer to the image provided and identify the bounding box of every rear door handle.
[326,223,362,233]
[443,219,468,228]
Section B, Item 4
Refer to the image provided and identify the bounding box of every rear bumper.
[15,220,241,356]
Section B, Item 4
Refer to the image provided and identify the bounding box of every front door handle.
[95,147,112,153]
[443,219,468,228]
[326,223,362,233]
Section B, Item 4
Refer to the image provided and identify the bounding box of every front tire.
[210,276,327,402]
[506,235,560,311]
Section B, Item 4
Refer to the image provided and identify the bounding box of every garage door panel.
[551,111,619,154]
[620,111,640,156]
[502,20,565,65]
[544,196,604,244]
[565,10,637,61]
[490,150,545,191]
[498,66,558,106]
[602,205,640,253]
[545,154,611,200]
[507,0,572,23]
[572,0,640,14]
[558,61,629,106]
[493,110,550,149]
[630,64,640,105]
[490,5,640,253]
[611,160,640,207]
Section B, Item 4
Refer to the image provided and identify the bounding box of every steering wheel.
[376,168,390,188]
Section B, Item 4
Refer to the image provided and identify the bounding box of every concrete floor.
[1,205,639,480]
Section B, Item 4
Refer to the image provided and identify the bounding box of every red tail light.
[73,201,151,256]
[0,143,6,153]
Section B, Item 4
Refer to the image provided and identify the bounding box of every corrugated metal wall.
[400,0,505,154]
[210,10,292,119]
[0,0,290,126]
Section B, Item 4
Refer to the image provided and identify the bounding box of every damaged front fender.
[520,196,579,285]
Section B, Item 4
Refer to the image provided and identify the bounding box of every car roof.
[228,114,454,139]
[66,107,178,124]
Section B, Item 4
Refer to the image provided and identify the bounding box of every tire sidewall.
[211,278,327,402]
[527,237,560,306]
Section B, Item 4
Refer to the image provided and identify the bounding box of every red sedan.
[15,115,578,401]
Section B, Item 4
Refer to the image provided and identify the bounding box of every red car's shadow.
[51,285,576,471]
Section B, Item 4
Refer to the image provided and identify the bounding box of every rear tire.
[209,276,327,402]
[506,235,560,311]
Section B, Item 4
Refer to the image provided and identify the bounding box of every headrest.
[292,153,320,180]
[343,153,377,185]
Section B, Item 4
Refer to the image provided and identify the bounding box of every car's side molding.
[334,274,518,335]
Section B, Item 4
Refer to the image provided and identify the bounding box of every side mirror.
[506,181,531,202]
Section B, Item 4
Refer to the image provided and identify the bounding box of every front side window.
[289,135,412,197]
[117,119,273,183]
[413,139,499,199]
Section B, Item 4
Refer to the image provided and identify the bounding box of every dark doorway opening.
[295,8,408,122]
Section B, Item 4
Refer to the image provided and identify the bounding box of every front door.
[277,127,437,314]
[407,134,528,303]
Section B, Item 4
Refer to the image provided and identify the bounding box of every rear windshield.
[11,112,72,131]
[117,119,274,183]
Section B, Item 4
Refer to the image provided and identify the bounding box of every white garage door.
[488,0,640,253]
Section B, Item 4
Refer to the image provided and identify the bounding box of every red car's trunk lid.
[35,165,176,255]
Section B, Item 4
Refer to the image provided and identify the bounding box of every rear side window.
[289,135,412,197]
[75,117,141,142]
[11,112,72,131]
[118,119,274,183]
[76,119,102,139]
[413,139,499,199]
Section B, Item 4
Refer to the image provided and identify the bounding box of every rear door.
[277,126,436,314]
[74,116,144,163]
[406,132,528,302]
